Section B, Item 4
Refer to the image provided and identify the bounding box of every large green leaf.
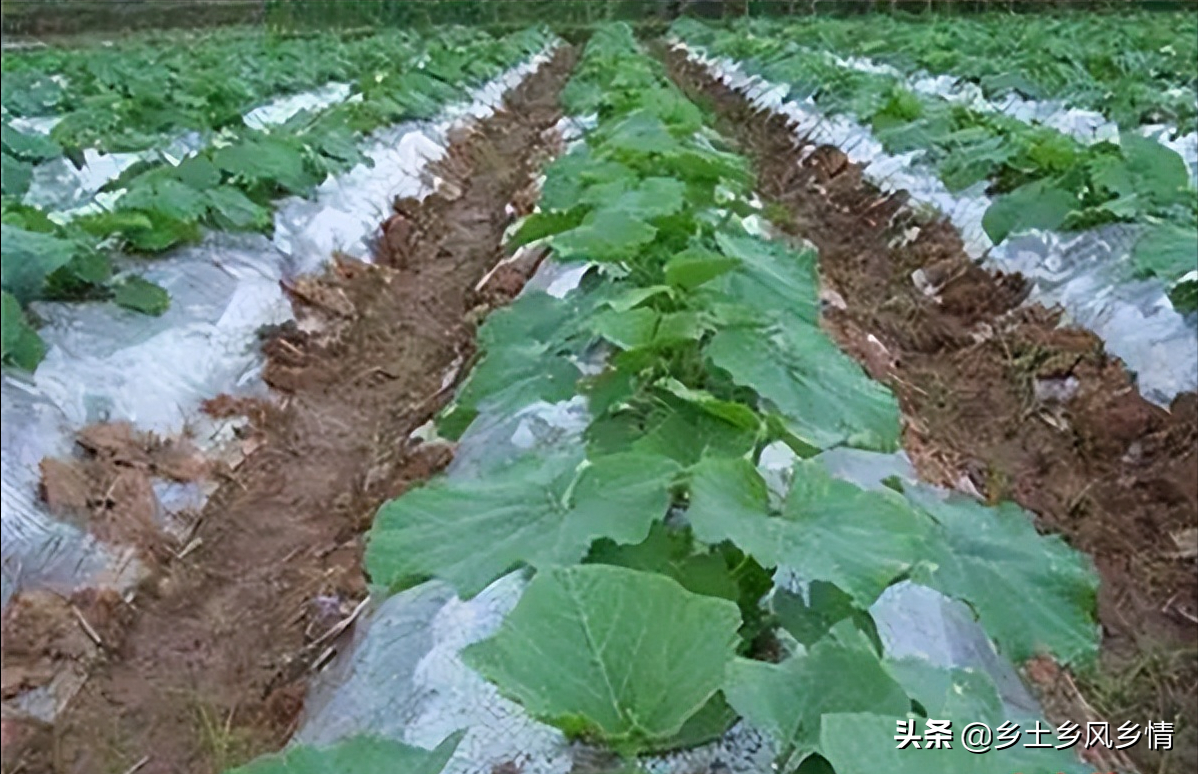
[711,231,821,326]
[76,208,201,253]
[1,290,46,371]
[588,522,740,604]
[205,186,272,231]
[774,581,880,651]
[440,290,585,440]
[1117,132,1191,207]
[724,621,911,758]
[663,246,739,290]
[462,564,742,754]
[586,388,759,466]
[982,180,1077,243]
[112,276,170,316]
[602,111,681,156]
[226,732,463,774]
[552,208,658,263]
[366,450,680,598]
[119,177,209,222]
[1132,222,1198,282]
[212,137,317,193]
[1,122,61,162]
[607,176,687,219]
[883,658,1004,722]
[1,224,76,303]
[908,490,1100,665]
[686,459,933,606]
[2,153,33,197]
[706,325,901,453]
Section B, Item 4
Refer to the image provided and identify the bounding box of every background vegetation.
[2,0,1190,39]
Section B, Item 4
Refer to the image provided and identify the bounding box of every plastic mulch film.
[0,49,559,612]
[677,42,1198,408]
[20,81,354,217]
[825,49,1198,185]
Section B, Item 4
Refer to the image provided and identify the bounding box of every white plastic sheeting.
[823,49,1198,184]
[0,49,558,612]
[20,80,354,216]
[676,42,1198,407]
[242,81,353,130]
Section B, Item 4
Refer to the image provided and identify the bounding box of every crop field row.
[1,8,1195,774]
[1,25,553,372]
[672,16,1198,314]
[732,11,1198,129]
[308,23,1099,774]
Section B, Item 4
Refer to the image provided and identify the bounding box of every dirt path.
[1,47,576,774]
[662,47,1198,774]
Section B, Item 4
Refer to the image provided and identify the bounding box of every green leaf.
[45,249,112,299]
[1,122,61,162]
[2,153,33,197]
[883,658,1003,723]
[711,231,821,326]
[1,224,75,303]
[1,201,58,233]
[774,581,881,652]
[443,290,584,439]
[552,208,658,263]
[510,209,586,248]
[609,176,687,219]
[724,621,911,757]
[119,178,209,222]
[591,307,659,349]
[212,137,317,194]
[462,564,742,755]
[982,181,1077,243]
[1118,132,1191,207]
[649,694,738,753]
[588,522,740,603]
[658,379,762,433]
[366,450,681,598]
[112,276,170,316]
[1,291,46,371]
[908,490,1100,665]
[587,391,759,466]
[818,713,1092,774]
[1171,276,1198,314]
[226,732,463,774]
[937,136,1013,192]
[172,156,222,191]
[686,459,933,606]
[205,186,271,231]
[77,208,201,253]
[1132,222,1198,282]
[706,325,901,453]
[663,246,739,290]
[603,111,681,156]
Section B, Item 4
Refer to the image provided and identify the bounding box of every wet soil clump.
[1,47,576,774]
[664,46,1197,774]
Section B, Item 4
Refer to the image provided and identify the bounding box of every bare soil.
[0,47,576,774]
[664,46,1198,774]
